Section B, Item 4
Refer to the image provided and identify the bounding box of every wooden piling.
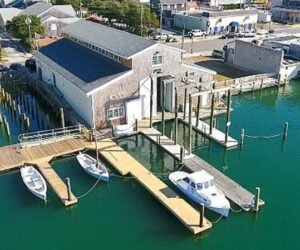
[196,92,201,128]
[174,88,178,145]
[0,112,2,124]
[260,79,263,91]
[183,88,187,120]
[209,93,215,134]
[161,81,165,136]
[135,118,138,131]
[240,129,245,146]
[60,108,65,129]
[180,146,184,164]
[188,93,192,155]
[3,116,10,137]
[253,187,261,212]
[26,117,30,129]
[225,89,231,144]
[200,203,205,227]
[66,177,72,201]
[149,76,153,128]
[17,105,21,116]
[283,122,288,140]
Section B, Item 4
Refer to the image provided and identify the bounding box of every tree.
[6,15,45,45]
[88,0,158,36]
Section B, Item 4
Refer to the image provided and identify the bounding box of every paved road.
[0,31,31,65]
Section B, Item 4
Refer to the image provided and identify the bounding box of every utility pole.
[181,23,185,50]
[160,0,163,33]
[140,3,143,37]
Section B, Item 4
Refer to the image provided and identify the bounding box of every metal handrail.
[18,124,85,144]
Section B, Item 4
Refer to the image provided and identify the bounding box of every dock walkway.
[141,127,264,211]
[97,139,211,234]
[179,114,238,148]
[36,160,77,206]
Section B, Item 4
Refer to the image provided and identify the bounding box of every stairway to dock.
[140,127,264,211]
[97,139,211,234]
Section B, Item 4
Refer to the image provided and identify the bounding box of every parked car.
[25,58,36,72]
[0,65,9,72]
[237,31,255,38]
[150,32,169,41]
[188,29,206,38]
[9,63,23,71]
[221,32,237,39]
[212,49,224,59]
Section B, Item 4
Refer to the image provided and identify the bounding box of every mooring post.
[3,116,10,137]
[66,177,72,201]
[0,111,2,123]
[111,124,115,137]
[188,93,192,155]
[240,129,245,146]
[135,118,138,132]
[225,89,231,144]
[209,93,215,135]
[17,105,21,116]
[196,93,201,128]
[149,76,153,128]
[253,187,261,212]
[277,73,281,86]
[158,134,161,145]
[26,117,30,129]
[180,146,184,163]
[260,79,263,91]
[183,88,187,120]
[161,81,165,136]
[283,122,288,140]
[12,100,16,111]
[200,203,205,227]
[60,108,65,129]
[174,88,178,145]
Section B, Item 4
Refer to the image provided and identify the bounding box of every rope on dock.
[230,207,243,213]
[77,177,102,199]
[244,133,281,139]
[211,214,223,224]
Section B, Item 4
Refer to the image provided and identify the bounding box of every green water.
[1,82,300,250]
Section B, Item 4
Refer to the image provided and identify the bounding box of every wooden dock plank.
[35,160,77,206]
[140,127,264,211]
[97,139,211,234]
[179,115,238,148]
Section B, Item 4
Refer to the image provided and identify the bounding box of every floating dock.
[0,137,86,206]
[96,139,211,234]
[179,115,238,148]
[141,127,264,211]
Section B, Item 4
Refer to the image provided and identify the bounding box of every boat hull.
[169,171,230,218]
[76,153,109,182]
[20,166,47,202]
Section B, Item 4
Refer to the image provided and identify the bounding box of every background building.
[34,20,216,129]
[174,9,258,35]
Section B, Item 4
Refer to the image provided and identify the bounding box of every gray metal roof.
[34,38,131,94]
[61,19,156,59]
[19,2,52,16]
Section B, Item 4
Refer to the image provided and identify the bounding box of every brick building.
[34,20,215,129]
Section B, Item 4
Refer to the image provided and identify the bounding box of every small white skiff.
[20,166,47,202]
[113,124,134,137]
[169,170,230,217]
[76,152,109,182]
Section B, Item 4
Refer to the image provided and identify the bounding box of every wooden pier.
[97,139,211,234]
[179,115,238,148]
[0,137,86,206]
[0,135,212,234]
[141,127,264,211]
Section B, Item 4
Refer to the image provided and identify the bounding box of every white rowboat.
[76,152,109,182]
[20,166,47,202]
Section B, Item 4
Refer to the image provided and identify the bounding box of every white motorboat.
[113,123,134,136]
[20,166,47,202]
[76,152,109,182]
[169,170,230,217]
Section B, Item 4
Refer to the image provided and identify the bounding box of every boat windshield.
[204,181,209,189]
[210,180,215,187]
[197,183,203,190]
